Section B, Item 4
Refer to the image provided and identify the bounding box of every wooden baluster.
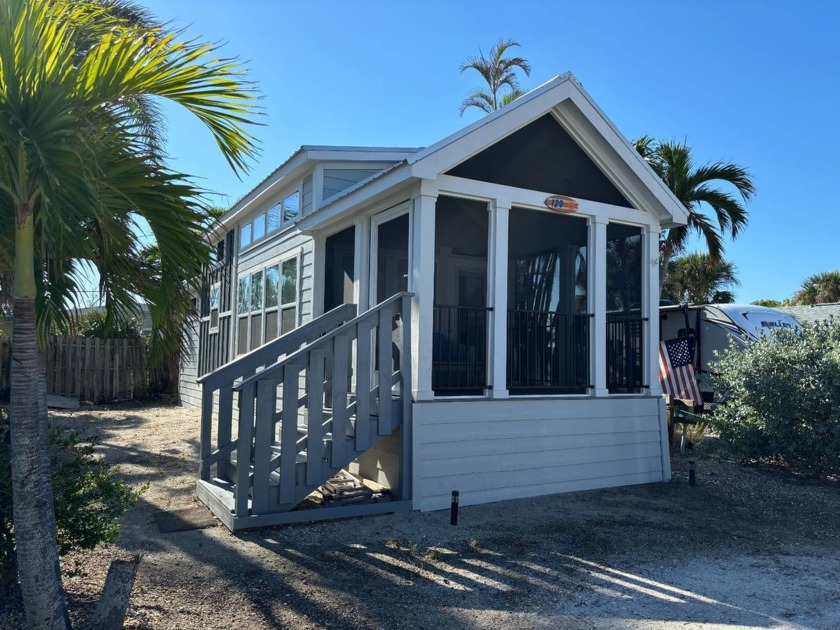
[199,385,213,481]
[355,320,372,451]
[252,378,277,514]
[280,363,301,505]
[330,333,350,466]
[306,349,325,486]
[235,382,255,516]
[377,305,393,435]
[217,386,233,480]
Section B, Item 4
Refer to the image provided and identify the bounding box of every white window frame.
[238,187,302,253]
[208,282,221,334]
[235,250,301,355]
[368,202,412,309]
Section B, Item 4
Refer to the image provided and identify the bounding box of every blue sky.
[139,0,840,304]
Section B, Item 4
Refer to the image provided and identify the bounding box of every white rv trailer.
[659,303,800,395]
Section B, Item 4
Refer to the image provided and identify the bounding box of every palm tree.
[634,137,756,292]
[0,1,257,626]
[792,271,840,305]
[459,38,531,116]
[662,252,740,304]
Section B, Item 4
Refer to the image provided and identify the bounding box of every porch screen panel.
[606,223,644,393]
[433,196,489,396]
[507,208,590,394]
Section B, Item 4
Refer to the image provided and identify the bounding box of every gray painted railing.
[198,303,357,483]
[200,292,413,521]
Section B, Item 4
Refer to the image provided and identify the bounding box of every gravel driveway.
[2,403,839,629]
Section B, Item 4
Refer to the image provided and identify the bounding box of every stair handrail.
[198,302,357,390]
[233,291,413,393]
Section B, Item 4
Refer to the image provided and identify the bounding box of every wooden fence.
[0,337,153,403]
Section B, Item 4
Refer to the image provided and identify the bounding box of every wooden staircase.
[195,292,413,531]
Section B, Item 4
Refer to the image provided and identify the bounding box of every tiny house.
[180,74,690,530]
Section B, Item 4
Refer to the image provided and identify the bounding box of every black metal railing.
[606,314,646,393]
[432,305,490,395]
[507,310,591,394]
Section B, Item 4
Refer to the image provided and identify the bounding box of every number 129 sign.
[544,195,579,213]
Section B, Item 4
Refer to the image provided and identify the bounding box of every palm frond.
[459,89,495,116]
[459,37,530,115]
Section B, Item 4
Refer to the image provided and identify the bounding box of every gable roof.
[298,73,689,232]
[406,73,688,225]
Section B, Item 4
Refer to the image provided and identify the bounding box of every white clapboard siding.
[179,319,202,408]
[412,397,666,511]
[301,174,313,215]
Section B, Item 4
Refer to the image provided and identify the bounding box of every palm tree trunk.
[9,211,70,629]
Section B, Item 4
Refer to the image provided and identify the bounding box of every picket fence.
[0,337,152,403]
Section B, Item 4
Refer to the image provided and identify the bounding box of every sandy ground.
[2,402,840,629]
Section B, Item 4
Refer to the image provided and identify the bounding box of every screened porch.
[430,195,647,398]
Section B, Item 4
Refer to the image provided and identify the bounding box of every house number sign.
[544,195,579,213]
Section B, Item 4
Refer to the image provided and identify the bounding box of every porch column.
[353,216,370,312]
[644,224,662,396]
[311,234,326,318]
[591,216,608,396]
[489,200,510,398]
[410,185,437,401]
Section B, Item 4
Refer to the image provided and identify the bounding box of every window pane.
[507,208,589,394]
[237,317,248,354]
[606,223,644,394]
[265,266,280,308]
[281,307,297,333]
[283,191,300,223]
[210,310,219,329]
[240,223,251,248]
[237,276,250,315]
[266,204,281,233]
[252,214,265,241]
[250,314,263,349]
[210,285,220,310]
[606,223,643,314]
[281,258,297,304]
[250,271,263,311]
[265,310,279,340]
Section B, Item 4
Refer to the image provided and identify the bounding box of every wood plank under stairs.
[216,397,401,510]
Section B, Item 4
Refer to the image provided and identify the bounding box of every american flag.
[659,336,702,405]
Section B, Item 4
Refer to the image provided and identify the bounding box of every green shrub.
[78,310,143,339]
[0,413,144,585]
[710,320,840,476]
